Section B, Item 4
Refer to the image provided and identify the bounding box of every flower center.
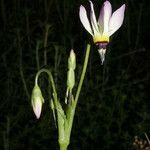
[93,35,109,49]
[97,42,108,49]
[93,35,109,43]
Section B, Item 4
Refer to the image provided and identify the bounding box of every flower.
[31,85,44,119]
[79,0,125,64]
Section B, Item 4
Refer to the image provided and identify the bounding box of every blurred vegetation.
[0,0,149,149]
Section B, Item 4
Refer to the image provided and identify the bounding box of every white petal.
[79,5,93,35]
[98,1,112,34]
[33,98,42,119]
[108,4,125,36]
[89,1,99,35]
[35,107,41,119]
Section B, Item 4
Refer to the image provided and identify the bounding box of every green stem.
[35,69,58,110]
[74,44,91,106]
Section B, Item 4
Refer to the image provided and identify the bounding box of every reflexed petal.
[79,5,93,35]
[108,4,125,36]
[98,4,104,34]
[89,1,99,34]
[98,1,112,34]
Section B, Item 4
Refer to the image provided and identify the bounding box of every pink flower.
[79,1,125,64]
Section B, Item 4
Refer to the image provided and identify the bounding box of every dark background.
[0,0,150,149]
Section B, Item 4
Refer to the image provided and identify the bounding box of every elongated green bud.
[65,50,76,103]
[67,69,75,90]
[67,50,76,90]
[68,49,76,70]
[31,85,44,119]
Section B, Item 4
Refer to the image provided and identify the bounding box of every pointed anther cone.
[98,48,106,65]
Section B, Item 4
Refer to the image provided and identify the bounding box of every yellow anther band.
[93,35,109,43]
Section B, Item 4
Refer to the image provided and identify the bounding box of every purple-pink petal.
[98,0,112,34]
[108,4,126,36]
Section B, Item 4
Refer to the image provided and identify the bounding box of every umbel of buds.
[31,84,44,119]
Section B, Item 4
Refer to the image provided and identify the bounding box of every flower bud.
[68,49,76,70]
[31,85,44,119]
[67,69,75,90]
[67,50,76,89]
[65,50,76,104]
